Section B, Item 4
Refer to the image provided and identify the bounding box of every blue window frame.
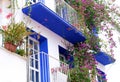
[59,46,74,68]
[97,69,107,82]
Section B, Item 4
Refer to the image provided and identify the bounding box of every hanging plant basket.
[4,42,17,52]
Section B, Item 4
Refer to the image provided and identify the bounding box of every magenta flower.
[2,26,8,31]
[0,8,2,13]
[6,13,13,19]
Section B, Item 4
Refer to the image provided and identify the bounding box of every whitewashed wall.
[105,30,120,82]
[0,0,107,82]
[96,62,105,72]
[0,0,71,82]
[0,47,27,82]
[105,1,120,82]
[22,13,71,82]
[21,0,71,82]
[45,0,56,12]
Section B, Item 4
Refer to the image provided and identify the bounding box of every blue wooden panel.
[95,52,115,65]
[22,2,86,44]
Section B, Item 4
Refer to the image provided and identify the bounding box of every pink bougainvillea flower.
[6,13,13,19]
[2,26,8,31]
[75,0,79,2]
[0,8,2,13]
[112,0,116,2]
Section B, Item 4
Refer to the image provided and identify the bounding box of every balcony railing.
[59,61,69,74]
[50,55,69,82]
[27,0,83,32]
[55,0,82,31]
[26,0,44,4]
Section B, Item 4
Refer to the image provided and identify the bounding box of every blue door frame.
[30,33,50,82]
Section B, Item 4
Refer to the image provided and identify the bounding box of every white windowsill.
[0,46,27,61]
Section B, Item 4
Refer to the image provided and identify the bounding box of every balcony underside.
[22,2,86,44]
[95,52,115,65]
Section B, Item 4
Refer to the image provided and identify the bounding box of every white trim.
[28,37,40,82]
[0,46,27,60]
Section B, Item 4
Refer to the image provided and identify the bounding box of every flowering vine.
[65,0,119,56]
[65,0,120,82]
[68,42,97,82]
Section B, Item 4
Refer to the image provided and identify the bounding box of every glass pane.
[35,60,38,69]
[30,49,33,56]
[36,71,39,82]
[30,58,34,67]
[30,69,32,81]
[32,70,34,81]
[33,0,36,3]
[29,39,33,48]
[34,51,38,59]
[34,42,38,50]
[59,55,65,62]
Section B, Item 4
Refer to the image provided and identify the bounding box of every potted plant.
[0,22,31,52]
[16,49,26,56]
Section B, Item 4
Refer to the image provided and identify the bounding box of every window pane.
[34,51,38,59]
[30,69,32,81]
[34,42,38,50]
[30,58,34,67]
[30,49,33,56]
[35,60,38,69]
[36,71,39,82]
[29,39,33,48]
[32,70,34,81]
[33,0,36,3]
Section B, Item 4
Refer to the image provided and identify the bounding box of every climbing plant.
[65,0,120,82]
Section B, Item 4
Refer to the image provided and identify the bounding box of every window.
[26,0,44,4]
[61,6,68,21]
[97,69,107,82]
[59,54,66,62]
[58,46,71,74]
[28,37,40,82]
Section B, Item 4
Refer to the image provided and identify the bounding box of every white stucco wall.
[96,62,105,72]
[0,47,27,82]
[0,0,70,82]
[0,0,107,82]
[98,0,120,80]
[45,0,56,12]
[22,13,71,82]
[105,30,120,82]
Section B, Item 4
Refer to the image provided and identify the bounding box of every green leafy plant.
[65,0,119,81]
[0,22,31,46]
[0,0,32,52]
[65,0,119,57]
[68,43,97,82]
[0,22,31,52]
[16,49,26,56]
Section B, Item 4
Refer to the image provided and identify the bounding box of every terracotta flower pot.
[4,42,17,52]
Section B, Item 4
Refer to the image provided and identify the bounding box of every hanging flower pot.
[4,42,17,52]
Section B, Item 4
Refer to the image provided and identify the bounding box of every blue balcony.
[22,2,86,44]
[95,52,115,65]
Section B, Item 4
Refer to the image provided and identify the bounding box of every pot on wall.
[4,42,17,52]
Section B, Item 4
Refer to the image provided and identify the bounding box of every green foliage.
[69,68,91,82]
[68,43,97,82]
[0,22,31,46]
[16,49,25,56]
[65,0,118,81]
